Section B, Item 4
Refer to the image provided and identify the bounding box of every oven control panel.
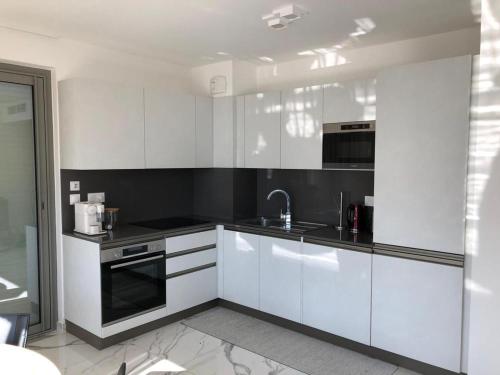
[100,239,165,263]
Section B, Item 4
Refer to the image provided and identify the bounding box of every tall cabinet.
[371,55,471,373]
[373,55,472,254]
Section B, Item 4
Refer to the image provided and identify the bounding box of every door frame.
[0,62,57,335]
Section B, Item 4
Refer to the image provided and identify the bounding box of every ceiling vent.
[262,4,307,30]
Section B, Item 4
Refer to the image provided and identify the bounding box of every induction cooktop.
[131,217,210,230]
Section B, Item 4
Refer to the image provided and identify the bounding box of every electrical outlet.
[365,195,374,207]
[70,194,81,205]
[70,181,80,191]
[88,192,105,203]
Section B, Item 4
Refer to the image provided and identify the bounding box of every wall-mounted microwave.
[322,121,376,170]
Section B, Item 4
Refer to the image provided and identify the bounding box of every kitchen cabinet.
[235,96,245,168]
[222,230,260,309]
[373,55,472,254]
[281,85,323,169]
[213,96,235,167]
[244,92,281,168]
[195,96,214,168]
[165,230,218,315]
[145,88,196,168]
[302,243,371,345]
[371,254,463,372]
[59,79,145,169]
[323,78,376,123]
[167,267,217,315]
[259,236,302,321]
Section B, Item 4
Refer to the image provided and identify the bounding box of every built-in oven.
[322,121,376,170]
[100,239,166,326]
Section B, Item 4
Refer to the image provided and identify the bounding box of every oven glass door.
[322,131,375,169]
[101,253,166,325]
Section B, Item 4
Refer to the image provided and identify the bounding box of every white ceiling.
[0,0,478,66]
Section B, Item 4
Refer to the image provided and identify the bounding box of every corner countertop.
[63,216,373,252]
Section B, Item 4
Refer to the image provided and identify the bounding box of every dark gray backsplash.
[61,168,373,232]
[256,169,374,226]
[61,169,194,232]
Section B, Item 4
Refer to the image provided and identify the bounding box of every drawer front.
[166,248,217,275]
[166,266,217,315]
[165,230,216,255]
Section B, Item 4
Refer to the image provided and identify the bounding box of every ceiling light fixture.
[259,56,274,63]
[262,4,307,30]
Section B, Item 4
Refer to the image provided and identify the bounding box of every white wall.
[466,1,500,374]
[0,26,192,326]
[256,27,480,91]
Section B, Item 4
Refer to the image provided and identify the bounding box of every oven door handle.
[110,254,165,269]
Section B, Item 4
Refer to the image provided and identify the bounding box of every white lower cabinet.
[223,230,260,309]
[371,254,463,372]
[302,243,372,345]
[259,236,302,322]
[166,267,217,315]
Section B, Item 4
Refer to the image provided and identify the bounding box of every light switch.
[70,194,80,205]
[70,181,80,191]
[365,196,374,207]
[88,192,105,203]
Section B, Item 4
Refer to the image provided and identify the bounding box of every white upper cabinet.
[195,96,213,168]
[302,243,372,345]
[373,56,472,254]
[145,88,196,168]
[371,255,463,372]
[259,236,302,322]
[244,92,281,169]
[235,96,245,168]
[323,78,376,123]
[281,86,323,169]
[59,79,145,170]
[213,96,235,168]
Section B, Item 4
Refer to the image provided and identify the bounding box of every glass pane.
[0,81,40,325]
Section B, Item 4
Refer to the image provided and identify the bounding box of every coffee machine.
[74,202,105,235]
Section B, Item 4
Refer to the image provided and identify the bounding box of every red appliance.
[346,204,363,233]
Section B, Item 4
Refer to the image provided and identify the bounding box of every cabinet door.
[302,243,371,344]
[59,79,145,169]
[235,96,245,168]
[259,236,301,322]
[323,78,376,123]
[371,254,463,372]
[166,267,217,315]
[213,96,235,168]
[244,92,281,169]
[195,96,213,168]
[373,56,471,254]
[281,86,323,169]
[145,89,196,168]
[223,230,260,309]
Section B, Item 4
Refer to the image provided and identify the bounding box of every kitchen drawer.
[166,248,216,274]
[166,266,217,315]
[165,230,216,255]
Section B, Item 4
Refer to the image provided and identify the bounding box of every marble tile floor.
[28,313,420,375]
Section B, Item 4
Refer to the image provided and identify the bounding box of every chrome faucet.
[267,189,291,227]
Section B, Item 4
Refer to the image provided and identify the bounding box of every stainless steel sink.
[240,217,327,234]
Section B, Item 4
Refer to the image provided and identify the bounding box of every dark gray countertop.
[63,217,373,252]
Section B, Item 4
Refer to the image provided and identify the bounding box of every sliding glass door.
[0,65,55,335]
